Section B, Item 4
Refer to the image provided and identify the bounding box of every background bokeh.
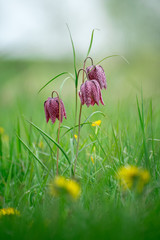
[0,0,160,132]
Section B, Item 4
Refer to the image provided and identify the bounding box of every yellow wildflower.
[65,179,81,200]
[92,120,101,127]
[117,165,150,192]
[0,208,20,217]
[0,127,4,135]
[74,134,78,140]
[91,156,94,164]
[49,176,81,200]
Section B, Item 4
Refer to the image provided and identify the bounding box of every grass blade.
[59,76,71,95]
[17,118,22,159]
[61,122,92,138]
[66,24,78,87]
[83,111,105,125]
[38,72,68,93]
[86,29,99,57]
[96,54,129,65]
[16,135,51,175]
[136,95,149,169]
[26,119,71,165]
[61,112,105,138]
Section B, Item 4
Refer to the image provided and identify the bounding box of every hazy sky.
[0,0,118,59]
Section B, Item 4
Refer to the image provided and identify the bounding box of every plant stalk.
[52,91,61,175]
[74,60,88,175]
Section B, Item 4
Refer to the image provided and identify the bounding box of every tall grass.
[0,53,160,239]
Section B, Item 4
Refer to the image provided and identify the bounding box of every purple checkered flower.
[44,97,67,124]
[79,80,104,107]
[86,65,107,90]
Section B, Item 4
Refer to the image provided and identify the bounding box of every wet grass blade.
[26,119,71,165]
[38,72,68,93]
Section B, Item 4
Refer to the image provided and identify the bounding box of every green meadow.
[0,47,160,240]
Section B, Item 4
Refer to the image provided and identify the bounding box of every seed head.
[44,97,67,124]
[86,65,107,90]
[79,80,104,107]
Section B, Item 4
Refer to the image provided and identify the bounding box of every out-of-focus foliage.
[105,0,160,52]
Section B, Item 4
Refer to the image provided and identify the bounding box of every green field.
[0,50,160,239]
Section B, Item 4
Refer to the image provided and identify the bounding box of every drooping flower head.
[86,65,107,90]
[44,97,67,124]
[79,80,104,107]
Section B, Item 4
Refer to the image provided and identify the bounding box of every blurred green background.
[0,0,160,133]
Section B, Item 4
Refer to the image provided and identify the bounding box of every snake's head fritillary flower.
[44,97,67,124]
[79,80,104,107]
[86,65,107,90]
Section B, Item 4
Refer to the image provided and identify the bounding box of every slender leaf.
[61,112,105,138]
[66,24,78,87]
[136,95,149,169]
[86,28,99,57]
[61,122,92,138]
[16,135,51,175]
[60,76,71,95]
[96,54,129,65]
[83,111,105,125]
[38,72,68,93]
[89,125,107,158]
[17,118,22,159]
[26,119,71,165]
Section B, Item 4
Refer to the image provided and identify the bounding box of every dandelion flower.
[92,120,101,127]
[117,165,150,192]
[49,176,81,200]
[0,208,20,217]
[65,179,81,200]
